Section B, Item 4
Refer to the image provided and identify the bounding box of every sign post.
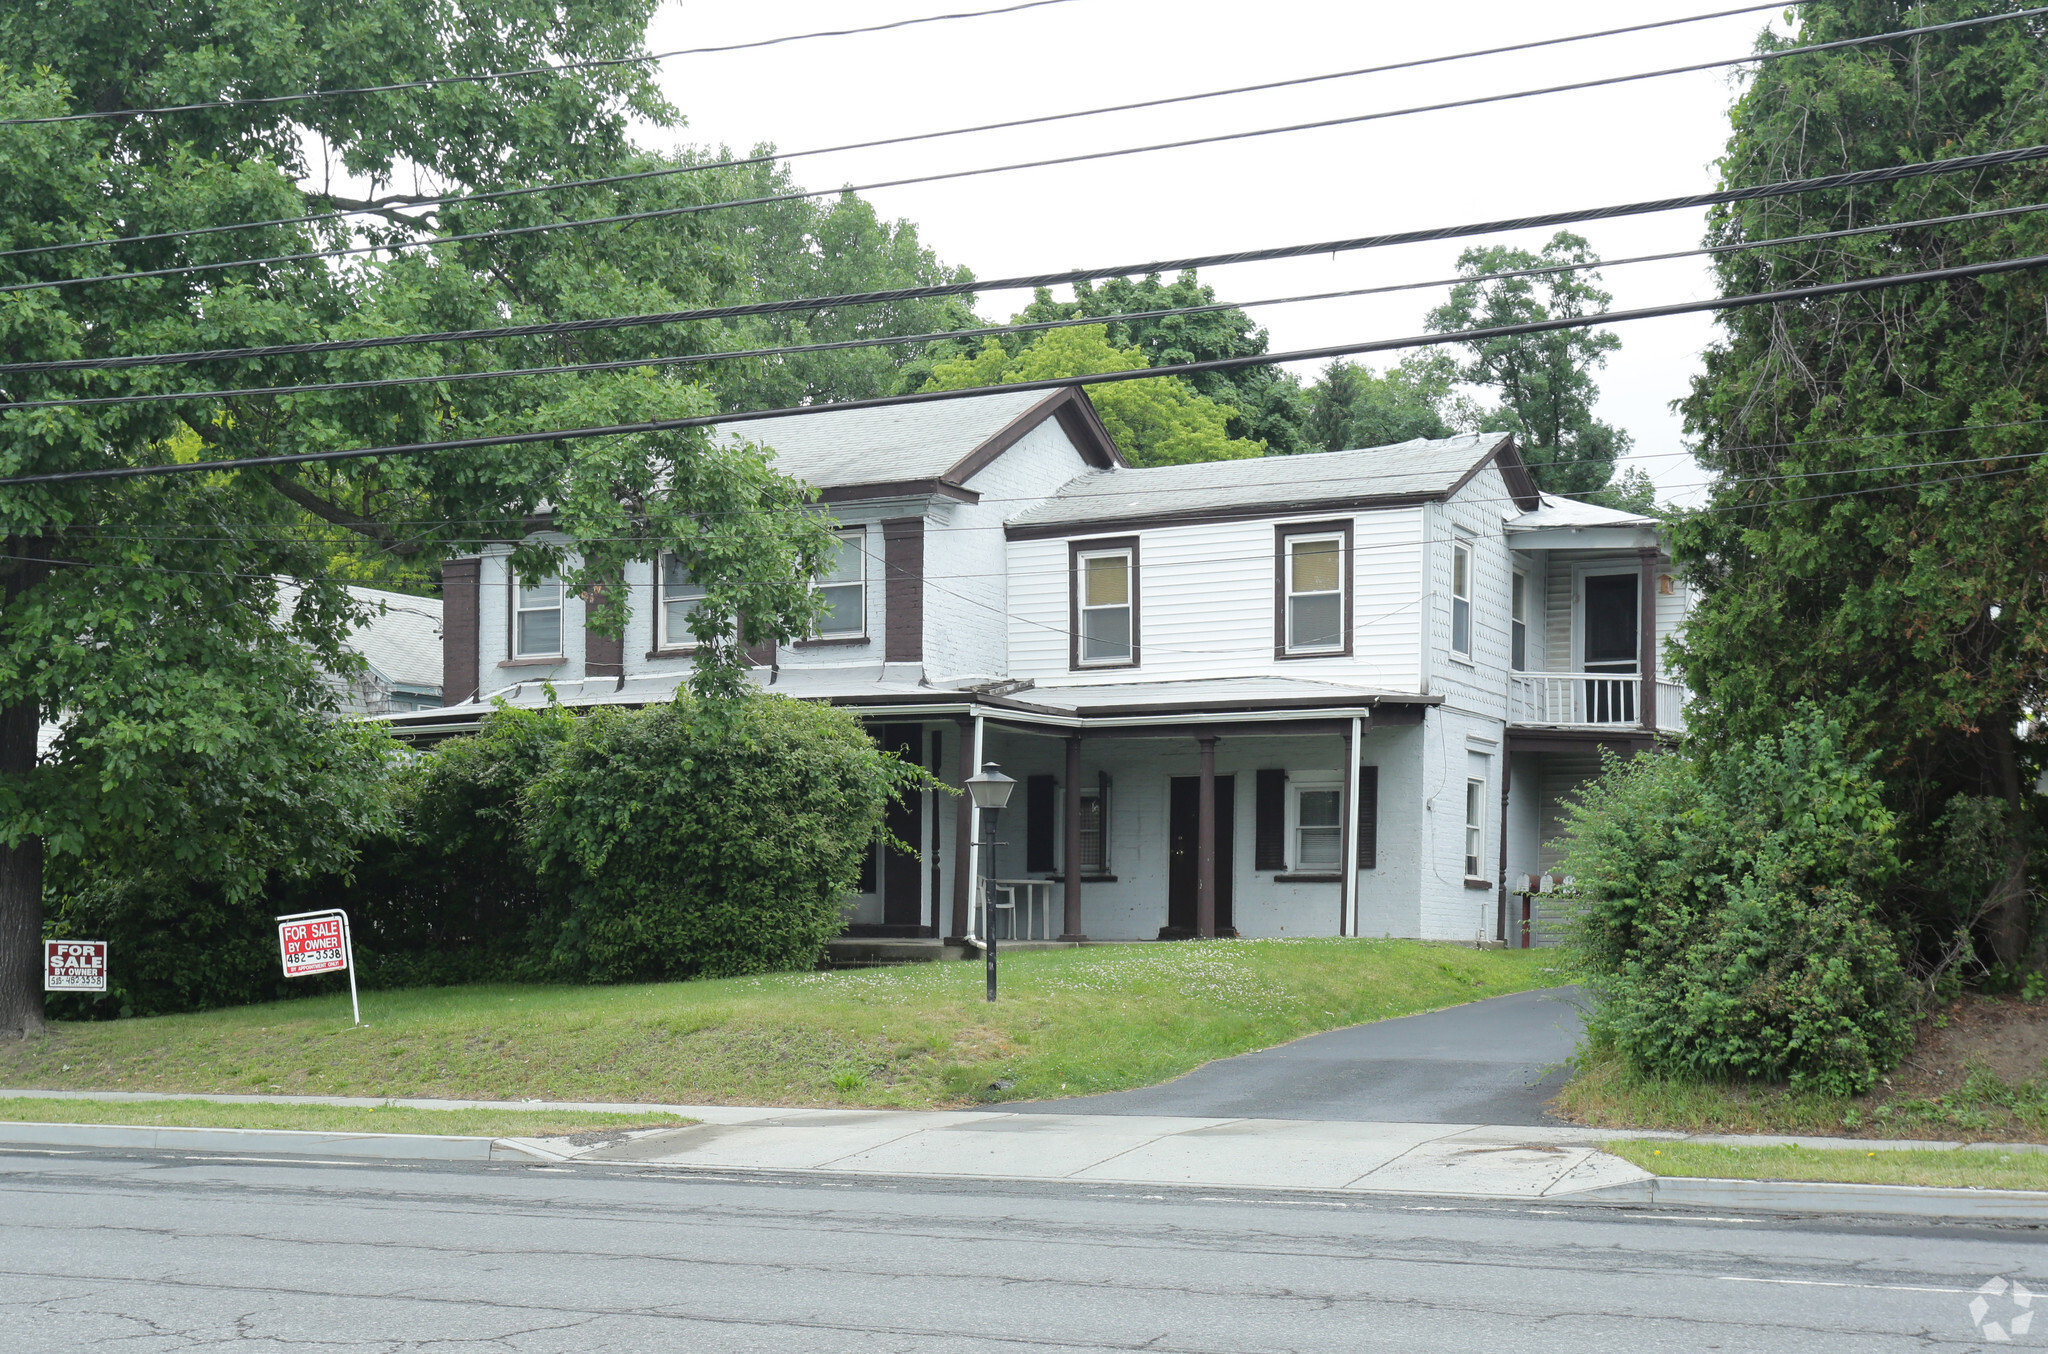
[274,908,359,1026]
[44,940,108,993]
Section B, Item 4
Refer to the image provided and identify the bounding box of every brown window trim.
[793,635,872,649]
[645,645,699,660]
[1464,876,1494,890]
[498,656,566,669]
[1068,535,1141,672]
[1274,872,1343,884]
[1274,519,1355,660]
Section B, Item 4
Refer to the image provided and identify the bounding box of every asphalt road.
[1016,985,1585,1124]
[2,1147,2040,1352]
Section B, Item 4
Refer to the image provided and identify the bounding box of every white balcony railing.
[1509,673,1690,733]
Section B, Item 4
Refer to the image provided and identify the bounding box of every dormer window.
[1071,538,1138,668]
[512,574,563,659]
[1275,522,1352,659]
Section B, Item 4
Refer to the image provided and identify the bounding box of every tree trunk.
[0,541,46,1039]
[1984,720,2033,972]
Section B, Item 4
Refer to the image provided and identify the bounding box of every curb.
[1572,1173,2048,1222]
[0,1120,550,1162]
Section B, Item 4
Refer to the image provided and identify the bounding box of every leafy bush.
[523,694,924,982]
[1561,708,1913,1095]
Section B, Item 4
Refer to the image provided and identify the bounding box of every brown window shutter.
[1254,768,1287,871]
[1356,765,1379,870]
[439,558,481,705]
[1026,774,1056,873]
[858,840,878,895]
[882,517,924,663]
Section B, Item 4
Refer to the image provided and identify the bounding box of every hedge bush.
[1560,708,1913,1095]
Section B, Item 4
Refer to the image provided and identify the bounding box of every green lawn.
[0,940,1558,1109]
[0,1097,686,1138]
[1605,1139,2048,1192]
[1559,1049,2048,1142]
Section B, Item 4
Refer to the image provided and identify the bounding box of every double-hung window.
[1464,777,1486,879]
[1077,785,1108,874]
[1510,570,1528,671]
[513,574,563,659]
[658,554,706,651]
[1074,542,1136,666]
[1450,539,1474,658]
[817,529,867,636]
[1284,534,1345,654]
[1294,783,1344,871]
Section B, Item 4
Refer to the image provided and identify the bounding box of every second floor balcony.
[1507,671,1689,735]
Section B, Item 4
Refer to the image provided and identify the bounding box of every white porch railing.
[983,879,1058,941]
[1507,673,1690,733]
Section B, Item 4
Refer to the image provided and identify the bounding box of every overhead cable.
[7,248,2046,488]
[14,197,2048,413]
[0,1,1087,127]
[1,2,1791,262]
[9,5,2040,298]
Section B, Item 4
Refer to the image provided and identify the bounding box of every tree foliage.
[1671,0,2048,969]
[922,326,1262,466]
[1426,231,1632,497]
[1301,352,1474,453]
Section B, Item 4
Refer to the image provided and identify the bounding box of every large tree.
[1673,0,2048,971]
[0,2,850,1035]
[1426,232,1632,497]
[1301,352,1471,453]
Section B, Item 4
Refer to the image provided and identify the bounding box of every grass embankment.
[0,940,1559,1109]
[0,1097,685,1138]
[1605,1139,2048,1192]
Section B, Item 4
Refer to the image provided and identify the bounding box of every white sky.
[641,0,1803,506]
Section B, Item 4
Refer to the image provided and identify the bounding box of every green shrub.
[521,694,926,982]
[1561,708,1913,1095]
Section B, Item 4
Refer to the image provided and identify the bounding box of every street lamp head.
[965,761,1017,811]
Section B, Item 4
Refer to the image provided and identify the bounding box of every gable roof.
[1005,431,1537,537]
[1506,492,1658,531]
[726,387,1123,503]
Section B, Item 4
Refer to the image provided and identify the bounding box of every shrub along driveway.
[1011,987,1585,1124]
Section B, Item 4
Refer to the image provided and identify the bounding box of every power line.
[14,140,2048,380]
[14,196,2048,413]
[0,1,1088,127]
[9,248,2047,489]
[10,6,2038,298]
[0,3,1792,264]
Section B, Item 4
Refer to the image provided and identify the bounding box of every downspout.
[1342,716,1363,937]
[1497,754,1512,945]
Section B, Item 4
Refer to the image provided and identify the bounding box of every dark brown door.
[1166,775,1234,937]
[1582,573,1639,722]
[879,724,926,930]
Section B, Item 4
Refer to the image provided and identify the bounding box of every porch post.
[1061,733,1086,940]
[1196,733,1219,939]
[948,714,974,941]
[1341,716,1362,937]
[1637,547,1659,734]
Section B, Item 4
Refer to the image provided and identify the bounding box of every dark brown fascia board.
[1006,491,1441,542]
[1444,432,1538,508]
[1506,728,1654,755]
[818,479,979,505]
[940,387,1126,489]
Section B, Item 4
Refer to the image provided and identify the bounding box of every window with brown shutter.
[1254,769,1287,871]
[1026,774,1056,873]
[1356,765,1380,870]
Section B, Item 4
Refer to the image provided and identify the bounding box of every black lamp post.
[965,761,1016,1002]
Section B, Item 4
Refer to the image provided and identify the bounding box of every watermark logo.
[1971,1277,2035,1343]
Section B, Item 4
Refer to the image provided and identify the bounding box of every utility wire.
[7,5,2038,298]
[0,1,1088,127]
[8,248,2047,488]
[0,2,1792,263]
[12,197,2047,413]
[13,141,2048,379]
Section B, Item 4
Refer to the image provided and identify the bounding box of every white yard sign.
[275,908,360,1026]
[44,940,108,993]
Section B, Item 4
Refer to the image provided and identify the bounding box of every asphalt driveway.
[1013,986,1585,1125]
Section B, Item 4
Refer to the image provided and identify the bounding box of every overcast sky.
[641,0,1802,505]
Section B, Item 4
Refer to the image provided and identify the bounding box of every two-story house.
[384,386,1685,946]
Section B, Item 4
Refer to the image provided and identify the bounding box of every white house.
[386,387,1685,945]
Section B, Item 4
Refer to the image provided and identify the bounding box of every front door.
[878,724,926,931]
[1581,573,1639,723]
[1166,775,1234,937]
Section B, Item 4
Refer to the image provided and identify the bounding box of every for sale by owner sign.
[45,940,108,992]
[277,916,347,977]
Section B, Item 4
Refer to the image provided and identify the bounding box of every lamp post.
[965,761,1016,1002]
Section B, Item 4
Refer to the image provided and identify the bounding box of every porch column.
[948,715,974,941]
[1196,733,1219,939]
[1061,734,1087,940]
[1637,547,1660,734]
[1340,717,1361,937]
